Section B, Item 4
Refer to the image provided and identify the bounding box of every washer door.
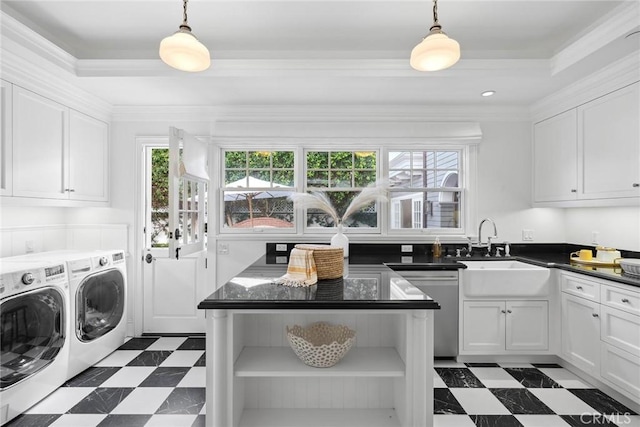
[1,288,66,389]
[77,269,125,342]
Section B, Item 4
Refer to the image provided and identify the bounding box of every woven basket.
[286,322,356,368]
[295,244,343,279]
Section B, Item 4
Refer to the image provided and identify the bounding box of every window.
[388,150,462,230]
[147,147,170,248]
[222,150,295,229]
[305,150,379,229]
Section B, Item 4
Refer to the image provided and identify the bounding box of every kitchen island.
[198,262,440,427]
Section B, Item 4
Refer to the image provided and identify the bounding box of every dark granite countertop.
[198,261,442,310]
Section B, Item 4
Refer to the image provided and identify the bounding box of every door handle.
[145,253,155,264]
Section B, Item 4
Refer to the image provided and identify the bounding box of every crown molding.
[531,52,640,121]
[551,1,640,76]
[111,104,531,123]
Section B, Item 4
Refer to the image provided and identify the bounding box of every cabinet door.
[13,87,68,199]
[533,109,578,202]
[506,301,548,351]
[68,110,109,202]
[463,301,505,352]
[0,80,12,196]
[601,343,640,399]
[561,293,600,373]
[579,82,640,199]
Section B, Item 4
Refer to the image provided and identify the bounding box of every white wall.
[564,206,640,251]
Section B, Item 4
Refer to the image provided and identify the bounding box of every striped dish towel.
[277,248,318,287]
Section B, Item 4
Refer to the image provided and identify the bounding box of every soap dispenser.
[432,237,442,258]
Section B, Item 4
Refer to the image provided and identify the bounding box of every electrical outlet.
[217,243,229,255]
[401,256,413,264]
[522,229,534,241]
[592,231,599,245]
[276,244,287,252]
[401,245,413,253]
[25,240,35,253]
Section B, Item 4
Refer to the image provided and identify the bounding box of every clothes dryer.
[0,259,70,425]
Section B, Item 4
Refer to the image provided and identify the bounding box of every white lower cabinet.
[560,272,640,403]
[463,300,548,353]
[561,292,600,373]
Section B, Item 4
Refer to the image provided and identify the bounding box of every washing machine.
[7,250,128,379]
[66,249,127,378]
[0,259,70,425]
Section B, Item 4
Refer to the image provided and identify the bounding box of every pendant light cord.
[432,0,439,26]
[180,0,191,30]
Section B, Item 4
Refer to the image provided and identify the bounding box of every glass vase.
[331,223,349,258]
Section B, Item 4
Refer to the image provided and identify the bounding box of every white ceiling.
[1,0,639,108]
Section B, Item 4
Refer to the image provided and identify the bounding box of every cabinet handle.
[501,310,506,314]
[68,189,75,192]
[633,183,639,188]
[621,298,630,303]
[592,313,599,318]
[571,189,577,193]
[507,310,512,314]
[576,286,583,290]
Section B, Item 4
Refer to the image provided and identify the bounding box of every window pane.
[223,191,294,229]
[354,152,376,169]
[307,170,328,188]
[249,169,271,183]
[151,211,169,247]
[307,151,329,169]
[273,151,294,168]
[354,170,376,187]
[225,151,246,168]
[331,170,353,188]
[411,152,425,168]
[330,151,353,169]
[437,151,458,169]
[389,169,410,188]
[304,191,378,228]
[225,170,247,186]
[273,169,294,187]
[389,191,460,229]
[249,151,271,168]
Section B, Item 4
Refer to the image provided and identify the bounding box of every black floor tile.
[4,414,60,427]
[68,387,135,414]
[139,367,190,387]
[177,338,205,351]
[126,351,172,367]
[568,389,637,415]
[194,352,206,367]
[96,414,152,427]
[435,368,485,388]
[191,414,206,427]
[434,388,466,414]
[560,414,615,426]
[63,367,121,387]
[155,387,206,415]
[504,368,561,388]
[118,338,158,350]
[471,414,524,427]
[490,388,555,415]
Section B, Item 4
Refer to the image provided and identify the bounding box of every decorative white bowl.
[620,259,640,277]
[286,322,355,368]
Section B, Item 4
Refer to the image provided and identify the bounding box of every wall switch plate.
[276,256,288,264]
[217,243,229,255]
[522,229,534,241]
[276,244,287,252]
[401,245,413,253]
[25,240,35,253]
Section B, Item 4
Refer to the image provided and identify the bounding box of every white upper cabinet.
[579,82,640,200]
[68,110,109,202]
[0,80,12,196]
[533,82,640,206]
[10,85,109,204]
[533,109,578,202]
[13,86,68,200]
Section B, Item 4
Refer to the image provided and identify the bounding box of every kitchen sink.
[460,260,551,297]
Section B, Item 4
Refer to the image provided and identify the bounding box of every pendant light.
[410,0,460,72]
[159,0,210,72]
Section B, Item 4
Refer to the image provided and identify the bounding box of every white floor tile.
[93,350,143,367]
[99,367,156,387]
[529,389,598,415]
[26,387,95,414]
[433,369,447,388]
[50,414,107,427]
[433,414,476,427]
[612,415,640,426]
[160,350,204,367]
[177,367,206,387]
[450,388,511,415]
[537,368,594,388]
[200,403,206,415]
[146,337,188,351]
[110,387,174,415]
[434,360,466,368]
[145,414,199,426]
[468,367,525,388]
[515,415,572,427]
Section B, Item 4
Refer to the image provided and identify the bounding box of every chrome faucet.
[470,218,498,256]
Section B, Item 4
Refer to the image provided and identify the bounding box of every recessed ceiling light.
[481,90,496,97]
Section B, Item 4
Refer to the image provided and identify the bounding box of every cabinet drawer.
[600,306,640,357]
[601,343,640,399]
[601,285,640,316]
[561,274,600,302]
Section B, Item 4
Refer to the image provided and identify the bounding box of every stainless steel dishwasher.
[398,270,459,358]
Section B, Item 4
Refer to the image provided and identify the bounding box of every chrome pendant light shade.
[410,0,460,71]
[159,0,210,72]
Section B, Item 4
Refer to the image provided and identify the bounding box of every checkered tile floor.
[6,337,639,427]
